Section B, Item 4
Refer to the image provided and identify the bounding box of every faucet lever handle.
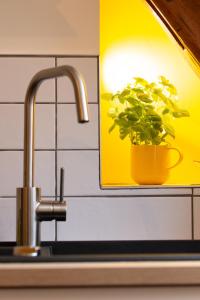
[60,167,64,202]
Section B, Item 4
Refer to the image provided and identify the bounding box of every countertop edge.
[0,261,200,287]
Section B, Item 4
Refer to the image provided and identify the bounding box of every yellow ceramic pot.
[131,145,183,185]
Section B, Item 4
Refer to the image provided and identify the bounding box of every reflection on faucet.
[14,66,89,256]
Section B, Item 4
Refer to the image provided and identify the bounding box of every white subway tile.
[35,151,55,196]
[0,198,16,241]
[58,196,191,241]
[35,104,55,149]
[57,104,98,149]
[0,151,55,196]
[0,57,55,102]
[57,57,98,103]
[57,151,192,196]
[0,104,55,149]
[193,197,200,239]
[41,221,55,242]
[0,104,23,148]
[193,188,200,196]
[0,152,23,196]
[57,150,99,196]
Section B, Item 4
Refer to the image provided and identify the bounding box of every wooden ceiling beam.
[146,0,200,64]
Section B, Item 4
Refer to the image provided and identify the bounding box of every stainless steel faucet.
[14,66,89,256]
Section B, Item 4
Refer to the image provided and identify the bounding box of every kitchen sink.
[0,240,200,262]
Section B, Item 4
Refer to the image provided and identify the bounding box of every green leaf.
[118,112,126,118]
[121,89,130,96]
[159,76,177,95]
[163,123,175,139]
[134,77,149,86]
[172,110,190,118]
[115,119,130,128]
[167,84,177,95]
[137,94,153,103]
[127,114,138,122]
[162,108,170,114]
[159,76,169,85]
[101,93,113,101]
[132,87,144,93]
[152,88,162,95]
[108,107,117,118]
[119,128,129,140]
[108,123,116,133]
[126,97,139,105]
[134,105,143,116]
[153,122,162,130]
[148,115,162,122]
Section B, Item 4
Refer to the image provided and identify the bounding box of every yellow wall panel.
[100,0,200,186]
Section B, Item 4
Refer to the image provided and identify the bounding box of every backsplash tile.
[57,57,98,103]
[193,196,200,239]
[57,104,98,149]
[58,196,192,241]
[35,104,55,149]
[57,150,100,196]
[35,151,55,197]
[0,57,55,102]
[0,104,23,148]
[0,198,16,241]
[41,221,55,242]
[0,104,55,149]
[0,151,55,197]
[193,188,200,196]
[0,151,22,196]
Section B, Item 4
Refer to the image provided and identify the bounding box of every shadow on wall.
[0,0,74,37]
[0,0,99,54]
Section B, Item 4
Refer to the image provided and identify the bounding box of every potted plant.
[103,76,189,185]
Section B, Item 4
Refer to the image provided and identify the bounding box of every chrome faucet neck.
[23,65,88,187]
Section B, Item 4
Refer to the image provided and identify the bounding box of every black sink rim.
[0,240,200,263]
[2,240,200,254]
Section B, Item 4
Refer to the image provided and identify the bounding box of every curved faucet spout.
[24,65,89,187]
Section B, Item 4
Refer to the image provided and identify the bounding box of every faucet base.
[16,186,67,253]
[13,246,41,257]
[16,187,41,247]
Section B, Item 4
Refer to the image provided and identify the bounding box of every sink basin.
[0,240,200,262]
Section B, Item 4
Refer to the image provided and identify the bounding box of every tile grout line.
[0,101,55,104]
[191,187,194,240]
[0,194,193,199]
[97,56,101,192]
[0,54,98,58]
[0,101,98,104]
[0,149,99,151]
[55,57,58,241]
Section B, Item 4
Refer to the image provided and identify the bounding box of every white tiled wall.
[0,104,55,149]
[57,104,98,149]
[0,55,196,242]
[58,197,192,241]
[0,57,55,102]
[57,57,98,103]
[0,151,55,197]
[193,197,200,239]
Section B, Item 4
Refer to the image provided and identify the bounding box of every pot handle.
[167,147,183,169]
